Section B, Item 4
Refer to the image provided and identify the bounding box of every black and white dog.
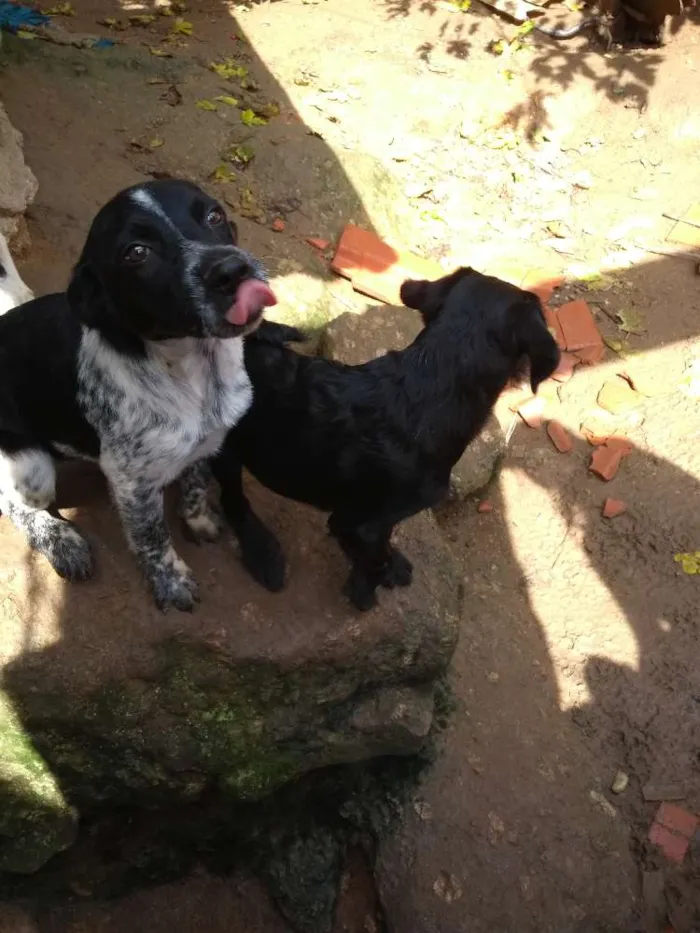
[0,180,275,611]
[214,268,560,611]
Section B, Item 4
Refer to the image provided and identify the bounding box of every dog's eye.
[123,244,150,265]
[206,207,225,227]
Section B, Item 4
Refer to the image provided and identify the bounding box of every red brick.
[656,803,699,839]
[546,420,573,453]
[602,498,627,518]
[271,218,285,232]
[605,436,633,456]
[572,343,606,365]
[331,224,441,305]
[305,236,330,251]
[557,300,604,357]
[649,822,690,864]
[590,445,624,481]
[522,270,565,303]
[517,396,545,429]
[551,352,578,383]
[477,500,494,513]
[543,305,566,350]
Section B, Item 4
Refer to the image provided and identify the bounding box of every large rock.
[323,306,504,496]
[0,100,38,249]
[0,465,459,880]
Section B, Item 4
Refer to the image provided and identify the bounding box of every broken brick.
[522,269,565,303]
[551,352,578,383]
[602,498,627,518]
[543,305,566,350]
[477,500,494,513]
[546,420,573,453]
[649,822,690,865]
[597,377,643,414]
[331,224,441,305]
[305,236,330,251]
[517,396,545,429]
[572,343,606,365]
[605,436,633,456]
[271,218,285,232]
[590,443,629,481]
[557,300,605,360]
[656,803,699,839]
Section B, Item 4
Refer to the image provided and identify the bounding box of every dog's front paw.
[381,548,413,589]
[181,503,222,543]
[149,550,200,612]
[45,522,94,582]
[345,569,378,612]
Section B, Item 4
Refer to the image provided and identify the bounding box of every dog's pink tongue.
[227,279,277,326]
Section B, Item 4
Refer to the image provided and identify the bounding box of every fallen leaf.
[211,164,237,183]
[674,551,700,574]
[616,308,646,335]
[225,143,255,166]
[196,99,219,112]
[129,14,156,26]
[43,2,74,14]
[98,17,125,29]
[171,17,193,35]
[214,95,239,106]
[603,336,626,354]
[210,59,248,79]
[258,102,280,118]
[148,46,173,57]
[241,109,267,127]
[16,29,36,39]
[149,137,164,149]
[546,220,571,239]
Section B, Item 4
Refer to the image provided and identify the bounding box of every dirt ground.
[1,0,700,931]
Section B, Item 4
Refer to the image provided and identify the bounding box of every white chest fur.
[78,329,252,485]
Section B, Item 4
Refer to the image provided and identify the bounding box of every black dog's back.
[219,268,559,609]
[0,295,97,455]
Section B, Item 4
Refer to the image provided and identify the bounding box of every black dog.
[214,267,560,611]
[0,179,275,611]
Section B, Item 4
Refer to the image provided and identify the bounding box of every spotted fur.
[0,180,269,611]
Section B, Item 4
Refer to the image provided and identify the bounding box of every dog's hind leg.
[211,442,286,592]
[179,460,221,543]
[327,514,403,611]
[0,447,93,580]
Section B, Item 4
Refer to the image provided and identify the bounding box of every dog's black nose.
[208,256,252,293]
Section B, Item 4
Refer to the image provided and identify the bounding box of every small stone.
[414,800,433,821]
[271,218,285,232]
[590,790,617,819]
[487,671,500,683]
[477,500,494,513]
[611,770,629,794]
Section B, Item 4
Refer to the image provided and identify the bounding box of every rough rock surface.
[323,305,505,496]
[0,465,460,886]
[0,100,37,249]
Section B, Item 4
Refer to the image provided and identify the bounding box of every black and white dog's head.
[67,179,276,351]
[401,267,560,392]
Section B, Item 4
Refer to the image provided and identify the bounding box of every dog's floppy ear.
[66,262,112,331]
[400,268,474,323]
[253,321,306,345]
[515,296,560,393]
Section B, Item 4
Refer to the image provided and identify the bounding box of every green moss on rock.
[0,692,77,873]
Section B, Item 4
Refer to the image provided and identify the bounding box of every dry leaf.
[214,95,239,107]
[43,2,74,14]
[240,109,266,127]
[148,46,172,57]
[616,308,646,335]
[196,99,219,112]
[161,85,183,107]
[226,143,255,165]
[211,164,237,183]
[210,59,248,79]
[129,14,156,26]
[171,17,193,36]
[149,137,164,149]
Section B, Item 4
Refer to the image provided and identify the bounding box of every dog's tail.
[516,294,561,392]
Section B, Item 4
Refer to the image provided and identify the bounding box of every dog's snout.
[208,255,252,293]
